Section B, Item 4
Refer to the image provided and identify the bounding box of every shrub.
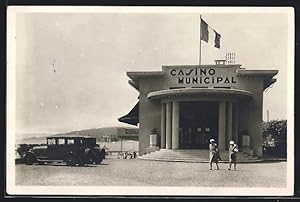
[262,120,287,158]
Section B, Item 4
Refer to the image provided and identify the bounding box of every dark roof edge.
[128,80,139,91]
[264,78,277,90]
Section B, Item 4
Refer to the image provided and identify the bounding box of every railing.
[105,150,139,159]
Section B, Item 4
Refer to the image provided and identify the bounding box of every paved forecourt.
[15,158,286,187]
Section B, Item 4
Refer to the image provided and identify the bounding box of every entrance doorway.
[179,101,218,149]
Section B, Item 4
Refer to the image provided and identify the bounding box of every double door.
[179,101,219,149]
[179,127,216,149]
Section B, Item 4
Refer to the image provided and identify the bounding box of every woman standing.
[209,139,220,170]
[228,141,239,170]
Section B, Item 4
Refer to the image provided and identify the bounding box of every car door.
[47,138,59,160]
[47,138,66,160]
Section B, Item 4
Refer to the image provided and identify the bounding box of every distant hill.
[53,127,121,137]
[16,132,57,144]
[16,126,139,144]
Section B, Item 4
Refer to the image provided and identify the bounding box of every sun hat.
[210,139,215,143]
[229,141,235,145]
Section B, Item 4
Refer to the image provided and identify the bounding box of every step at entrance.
[139,149,261,163]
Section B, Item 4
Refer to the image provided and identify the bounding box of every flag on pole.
[200,19,209,43]
[214,30,221,48]
[200,18,221,49]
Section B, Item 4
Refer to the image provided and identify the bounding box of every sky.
[13,8,292,134]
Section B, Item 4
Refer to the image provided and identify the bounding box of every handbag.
[216,151,221,160]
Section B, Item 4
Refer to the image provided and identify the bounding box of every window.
[67,139,75,144]
[58,138,65,145]
[47,138,56,145]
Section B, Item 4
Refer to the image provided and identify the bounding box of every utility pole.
[199,15,202,66]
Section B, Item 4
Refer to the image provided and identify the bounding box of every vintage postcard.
[6,6,294,196]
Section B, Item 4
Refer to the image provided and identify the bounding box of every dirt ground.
[15,158,287,187]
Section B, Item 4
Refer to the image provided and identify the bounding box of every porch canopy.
[147,88,253,101]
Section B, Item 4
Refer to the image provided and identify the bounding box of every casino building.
[119,63,278,159]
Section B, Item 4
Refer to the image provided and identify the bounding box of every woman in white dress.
[228,141,239,170]
[209,139,220,170]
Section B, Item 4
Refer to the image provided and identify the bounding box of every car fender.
[24,151,35,157]
[84,148,91,155]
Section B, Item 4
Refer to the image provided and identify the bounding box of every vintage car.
[21,136,105,166]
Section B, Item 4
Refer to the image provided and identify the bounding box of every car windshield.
[83,138,96,145]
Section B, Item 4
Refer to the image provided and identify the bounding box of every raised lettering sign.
[168,67,237,87]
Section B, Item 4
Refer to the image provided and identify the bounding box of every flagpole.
[199,15,202,66]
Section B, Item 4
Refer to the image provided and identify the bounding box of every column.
[233,103,239,144]
[218,101,226,150]
[227,102,233,148]
[166,102,172,149]
[160,103,166,149]
[172,101,179,149]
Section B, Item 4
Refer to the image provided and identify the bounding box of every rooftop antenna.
[225,52,236,64]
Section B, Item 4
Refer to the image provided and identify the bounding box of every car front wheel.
[24,153,36,165]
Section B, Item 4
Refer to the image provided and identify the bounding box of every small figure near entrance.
[209,139,220,170]
[228,141,239,171]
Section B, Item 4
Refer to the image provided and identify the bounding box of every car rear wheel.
[95,156,103,164]
[95,149,105,164]
[65,154,77,166]
[85,148,101,164]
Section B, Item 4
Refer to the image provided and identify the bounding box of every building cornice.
[127,71,164,80]
[236,69,278,77]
